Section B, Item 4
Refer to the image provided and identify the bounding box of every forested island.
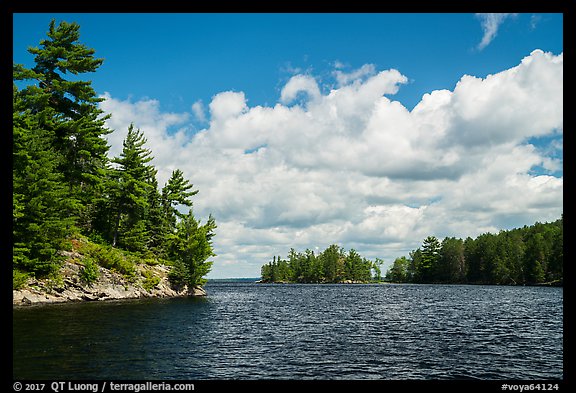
[13,20,216,296]
[260,217,562,286]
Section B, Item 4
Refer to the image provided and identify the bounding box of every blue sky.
[14,13,562,112]
[13,13,563,278]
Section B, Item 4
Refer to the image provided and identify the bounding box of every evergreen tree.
[547,217,563,282]
[523,231,546,284]
[420,236,441,282]
[145,174,167,256]
[476,233,498,283]
[261,263,272,282]
[309,250,324,282]
[162,169,198,231]
[438,237,466,283]
[299,249,315,282]
[13,88,77,275]
[288,248,304,282]
[260,245,379,284]
[168,211,217,288]
[320,245,340,282]
[15,20,111,231]
[108,124,155,251]
[386,217,562,285]
[408,248,423,283]
[501,230,525,284]
[464,236,482,283]
[13,19,217,289]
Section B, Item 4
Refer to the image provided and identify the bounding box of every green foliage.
[260,245,378,283]
[15,19,111,235]
[420,236,441,282]
[44,270,65,292]
[106,124,155,251]
[162,169,198,226]
[372,258,384,281]
[167,259,189,289]
[13,270,30,290]
[80,257,100,285]
[140,252,162,266]
[167,212,216,288]
[408,248,423,283]
[13,95,77,276]
[386,256,410,282]
[97,247,137,279]
[142,270,161,292]
[78,241,136,280]
[438,237,466,283]
[144,175,167,256]
[386,217,563,285]
[13,20,215,291]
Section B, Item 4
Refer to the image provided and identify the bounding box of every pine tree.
[13,19,219,289]
[145,174,167,256]
[162,169,198,231]
[420,236,441,282]
[15,19,111,232]
[108,124,155,252]
[168,211,216,288]
[13,84,77,275]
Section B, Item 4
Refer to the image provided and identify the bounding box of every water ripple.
[13,283,563,380]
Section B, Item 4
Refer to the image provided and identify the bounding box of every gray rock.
[13,261,204,307]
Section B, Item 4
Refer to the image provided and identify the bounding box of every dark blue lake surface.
[13,283,563,380]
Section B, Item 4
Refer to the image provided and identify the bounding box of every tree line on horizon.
[13,20,215,289]
[260,216,562,286]
[260,245,383,284]
[386,217,562,285]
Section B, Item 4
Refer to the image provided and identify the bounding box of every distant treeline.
[387,217,563,285]
[260,245,383,283]
[260,216,562,286]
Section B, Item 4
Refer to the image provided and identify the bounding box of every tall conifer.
[108,124,155,252]
[17,20,111,231]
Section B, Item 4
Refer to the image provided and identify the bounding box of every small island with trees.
[259,216,562,286]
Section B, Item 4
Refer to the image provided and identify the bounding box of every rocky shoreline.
[13,257,206,307]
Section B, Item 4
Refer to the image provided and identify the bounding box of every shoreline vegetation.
[13,236,207,307]
[259,217,562,287]
[13,20,216,304]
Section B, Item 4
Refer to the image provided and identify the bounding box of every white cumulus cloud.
[280,74,321,104]
[99,49,563,278]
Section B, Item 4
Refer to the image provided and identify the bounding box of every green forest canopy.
[13,20,216,289]
[260,216,562,285]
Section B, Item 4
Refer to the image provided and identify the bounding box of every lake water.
[13,282,563,380]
